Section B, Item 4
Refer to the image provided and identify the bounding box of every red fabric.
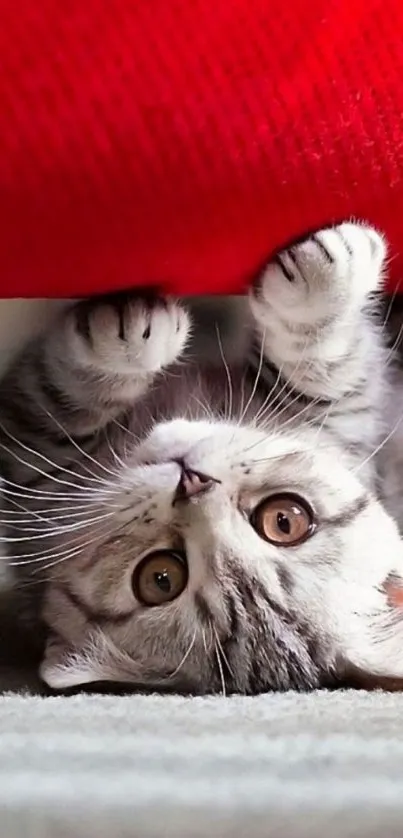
[0,0,403,298]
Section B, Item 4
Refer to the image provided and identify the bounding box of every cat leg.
[248,223,388,469]
[0,293,190,441]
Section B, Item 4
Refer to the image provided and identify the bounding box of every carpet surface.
[0,686,403,837]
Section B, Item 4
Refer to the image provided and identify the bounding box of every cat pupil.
[277,512,291,534]
[154,571,171,593]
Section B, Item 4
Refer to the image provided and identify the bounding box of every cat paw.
[249,223,386,326]
[66,293,191,375]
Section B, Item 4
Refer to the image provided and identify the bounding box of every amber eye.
[133,551,188,606]
[251,493,316,546]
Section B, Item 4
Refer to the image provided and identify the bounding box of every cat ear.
[40,633,111,690]
[338,574,403,691]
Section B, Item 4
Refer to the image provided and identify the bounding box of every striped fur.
[2,223,403,694]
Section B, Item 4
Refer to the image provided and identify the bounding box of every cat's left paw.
[69,293,191,375]
[250,223,386,326]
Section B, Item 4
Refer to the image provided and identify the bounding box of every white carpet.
[1,688,403,837]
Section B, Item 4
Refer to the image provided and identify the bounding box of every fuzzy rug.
[0,687,402,837]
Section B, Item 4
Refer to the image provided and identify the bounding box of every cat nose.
[173,466,218,505]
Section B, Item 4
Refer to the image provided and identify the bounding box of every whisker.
[381,279,402,330]
[0,475,108,501]
[213,636,227,697]
[40,404,124,483]
[4,521,115,562]
[1,490,95,530]
[0,505,117,528]
[33,524,116,574]
[237,330,266,427]
[213,627,234,679]
[201,627,208,657]
[354,410,403,475]
[0,511,115,542]
[215,324,233,421]
[0,500,104,516]
[166,630,197,681]
[383,321,403,369]
[0,420,112,489]
[270,392,325,435]
[104,428,129,472]
[251,360,284,429]
[31,545,89,575]
[259,338,311,422]
[0,440,119,497]
[190,395,215,422]
[111,418,140,442]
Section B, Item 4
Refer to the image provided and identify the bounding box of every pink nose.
[173,467,217,504]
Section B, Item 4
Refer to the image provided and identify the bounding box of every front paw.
[250,223,386,325]
[66,293,191,375]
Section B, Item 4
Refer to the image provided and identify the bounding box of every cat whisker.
[213,635,227,697]
[4,521,115,563]
[250,361,284,429]
[237,330,266,428]
[213,626,234,679]
[252,347,316,431]
[0,500,105,515]
[201,627,209,657]
[258,338,311,421]
[0,511,115,543]
[31,546,89,575]
[103,428,129,472]
[1,490,104,531]
[9,543,87,568]
[0,441,120,497]
[252,356,294,427]
[165,630,197,681]
[111,418,140,442]
[381,279,402,331]
[354,409,403,475]
[0,508,106,526]
[243,446,319,466]
[270,392,326,435]
[40,404,124,484]
[383,321,403,369]
[215,324,233,421]
[269,370,319,429]
[0,475,109,501]
[190,395,215,422]
[1,508,111,531]
[0,420,114,490]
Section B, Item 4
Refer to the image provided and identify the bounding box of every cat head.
[39,419,403,694]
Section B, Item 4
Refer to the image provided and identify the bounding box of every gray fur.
[2,222,403,694]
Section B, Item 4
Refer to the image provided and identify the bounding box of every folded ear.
[337,574,403,691]
[40,633,112,690]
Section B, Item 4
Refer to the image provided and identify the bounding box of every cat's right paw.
[65,293,191,375]
[250,223,386,326]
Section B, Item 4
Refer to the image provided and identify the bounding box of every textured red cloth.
[0,0,403,298]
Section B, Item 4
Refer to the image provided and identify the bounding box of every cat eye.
[133,551,188,606]
[251,493,316,546]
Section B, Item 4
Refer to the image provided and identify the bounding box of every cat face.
[40,419,403,693]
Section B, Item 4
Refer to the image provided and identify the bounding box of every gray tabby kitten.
[1,221,403,694]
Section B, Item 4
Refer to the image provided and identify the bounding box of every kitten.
[1,222,403,694]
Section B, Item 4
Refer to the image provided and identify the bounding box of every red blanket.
[1,0,403,297]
